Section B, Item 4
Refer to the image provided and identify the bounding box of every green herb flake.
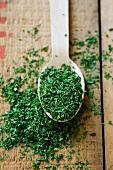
[90,133,96,136]
[76,138,81,142]
[108,120,113,125]
[88,30,91,34]
[41,46,48,52]
[79,41,84,46]
[52,167,56,170]
[44,165,52,169]
[0,76,4,85]
[0,156,3,161]
[18,38,22,41]
[63,164,68,169]
[82,131,88,139]
[104,72,111,80]
[109,28,113,31]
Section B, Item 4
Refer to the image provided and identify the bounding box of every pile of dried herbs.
[39,65,83,121]
[0,25,113,169]
[0,25,91,170]
[0,60,87,169]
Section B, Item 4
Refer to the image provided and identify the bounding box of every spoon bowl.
[38,59,85,122]
[38,0,85,122]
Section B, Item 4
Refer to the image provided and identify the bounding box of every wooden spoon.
[38,0,85,122]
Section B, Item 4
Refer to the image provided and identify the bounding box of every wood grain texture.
[101,0,113,170]
[0,0,103,169]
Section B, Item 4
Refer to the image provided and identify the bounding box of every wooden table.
[0,0,113,169]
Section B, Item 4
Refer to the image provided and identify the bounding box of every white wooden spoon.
[38,0,85,122]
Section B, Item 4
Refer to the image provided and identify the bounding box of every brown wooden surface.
[0,0,103,169]
[101,0,113,170]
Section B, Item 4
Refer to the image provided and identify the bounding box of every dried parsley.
[0,156,3,161]
[0,25,87,170]
[1,27,112,169]
[108,120,113,125]
[39,64,83,121]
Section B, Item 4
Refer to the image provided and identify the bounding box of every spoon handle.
[50,0,69,62]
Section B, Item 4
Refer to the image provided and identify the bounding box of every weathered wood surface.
[101,0,113,170]
[0,0,103,169]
